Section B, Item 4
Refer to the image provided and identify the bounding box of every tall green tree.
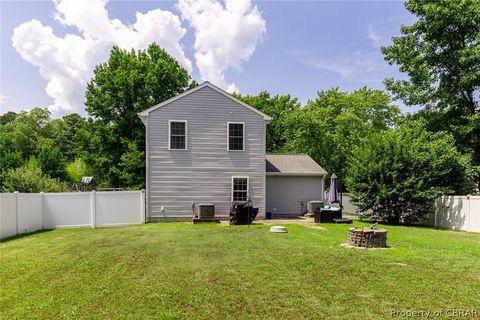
[346,119,473,224]
[81,43,195,187]
[44,113,86,161]
[235,92,301,152]
[36,138,67,180]
[0,133,22,170]
[0,111,17,125]
[285,87,400,191]
[382,0,480,182]
[8,108,51,159]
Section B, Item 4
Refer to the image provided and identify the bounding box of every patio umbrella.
[328,173,340,204]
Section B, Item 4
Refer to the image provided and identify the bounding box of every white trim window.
[227,122,245,151]
[168,120,187,150]
[232,176,249,201]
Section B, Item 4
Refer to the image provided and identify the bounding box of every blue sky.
[0,0,415,117]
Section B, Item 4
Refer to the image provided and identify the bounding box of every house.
[138,82,325,221]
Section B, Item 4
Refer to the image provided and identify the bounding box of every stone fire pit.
[347,226,388,248]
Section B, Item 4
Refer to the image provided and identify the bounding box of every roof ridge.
[138,81,272,121]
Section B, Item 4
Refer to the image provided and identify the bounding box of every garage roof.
[266,154,327,176]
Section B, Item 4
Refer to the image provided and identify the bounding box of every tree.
[382,0,480,181]
[235,92,301,152]
[111,141,145,189]
[9,108,51,159]
[44,113,86,161]
[346,120,473,224]
[0,132,22,170]
[36,138,67,180]
[1,166,63,193]
[285,87,400,191]
[0,111,17,125]
[0,108,54,176]
[81,43,195,187]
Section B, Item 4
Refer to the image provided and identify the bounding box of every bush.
[1,166,64,193]
[66,158,92,182]
[346,120,473,224]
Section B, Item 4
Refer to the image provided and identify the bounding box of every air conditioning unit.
[307,201,323,213]
[198,204,215,219]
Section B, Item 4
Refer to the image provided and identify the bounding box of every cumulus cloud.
[12,0,191,115]
[177,0,266,92]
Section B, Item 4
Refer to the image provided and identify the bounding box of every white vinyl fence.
[341,193,359,214]
[335,193,478,232]
[427,195,480,233]
[0,190,145,239]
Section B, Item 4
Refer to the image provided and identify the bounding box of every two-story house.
[138,82,326,221]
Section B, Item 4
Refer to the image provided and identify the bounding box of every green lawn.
[1,222,479,319]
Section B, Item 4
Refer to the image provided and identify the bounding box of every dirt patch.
[340,243,393,250]
[391,262,408,267]
[306,225,326,230]
[470,274,480,281]
[261,217,314,225]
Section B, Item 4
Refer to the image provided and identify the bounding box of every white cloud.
[291,50,387,84]
[290,15,419,85]
[0,95,10,105]
[177,0,266,93]
[12,0,192,115]
[368,24,383,48]
[367,15,417,49]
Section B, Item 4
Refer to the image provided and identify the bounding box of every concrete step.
[148,215,230,222]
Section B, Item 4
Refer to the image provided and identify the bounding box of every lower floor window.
[232,177,249,201]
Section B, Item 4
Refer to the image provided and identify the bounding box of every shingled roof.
[266,154,326,176]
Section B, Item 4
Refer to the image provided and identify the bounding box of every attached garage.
[266,154,326,217]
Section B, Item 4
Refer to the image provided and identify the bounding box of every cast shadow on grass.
[356,217,462,232]
[0,229,53,243]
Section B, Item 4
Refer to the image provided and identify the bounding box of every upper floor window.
[169,120,187,150]
[227,122,244,151]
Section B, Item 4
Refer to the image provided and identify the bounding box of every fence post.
[40,192,45,230]
[14,191,19,236]
[467,195,471,232]
[91,190,96,229]
[141,189,146,223]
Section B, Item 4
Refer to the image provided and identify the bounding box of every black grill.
[230,201,258,225]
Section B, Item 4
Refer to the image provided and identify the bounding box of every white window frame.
[168,120,188,150]
[231,176,249,202]
[227,122,245,151]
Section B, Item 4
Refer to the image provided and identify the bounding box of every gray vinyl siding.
[266,176,324,215]
[146,86,266,218]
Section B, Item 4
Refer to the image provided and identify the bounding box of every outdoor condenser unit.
[198,204,215,219]
[307,201,323,213]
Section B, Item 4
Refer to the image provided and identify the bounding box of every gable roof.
[138,81,272,123]
[266,154,326,176]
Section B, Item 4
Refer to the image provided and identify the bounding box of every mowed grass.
[1,222,479,320]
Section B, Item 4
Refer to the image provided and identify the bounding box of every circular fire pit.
[347,227,388,248]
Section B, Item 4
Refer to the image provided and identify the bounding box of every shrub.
[1,166,64,193]
[66,158,92,182]
[346,120,473,224]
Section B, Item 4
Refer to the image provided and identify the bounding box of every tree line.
[1,0,478,224]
